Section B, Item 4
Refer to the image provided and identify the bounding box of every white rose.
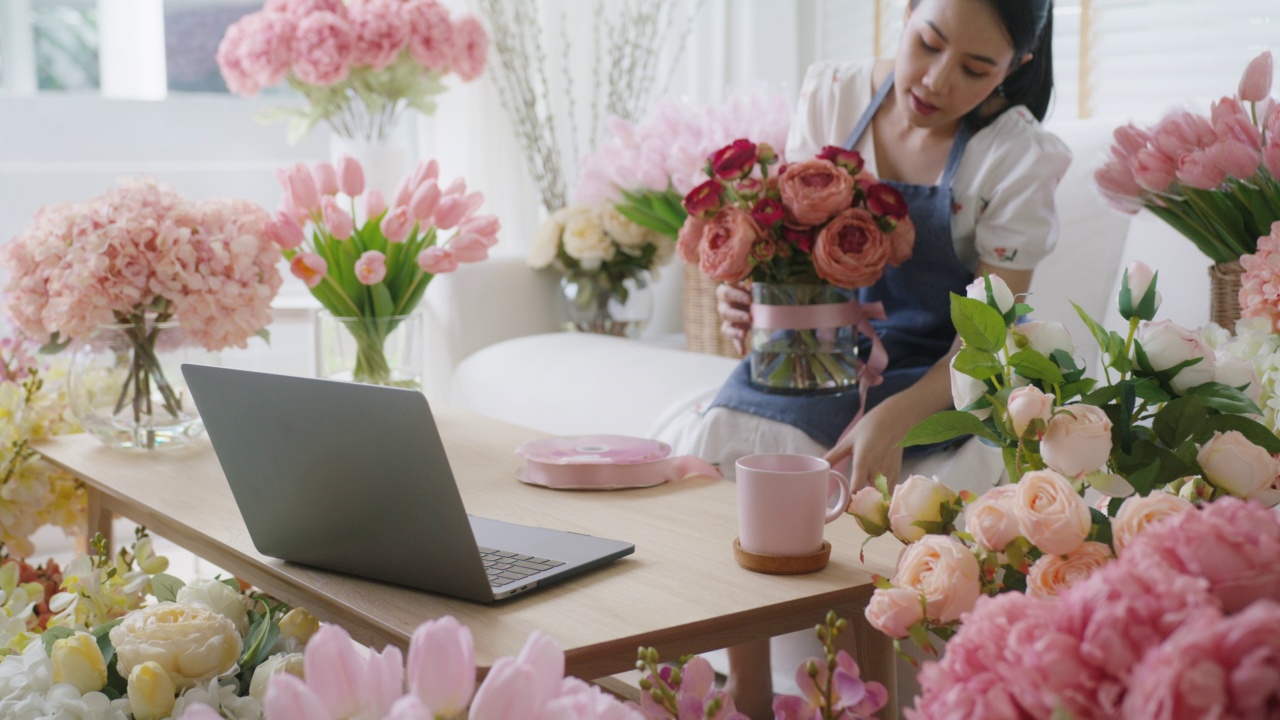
[1016,321,1075,359]
[1196,430,1279,498]
[1137,320,1216,394]
[950,355,991,419]
[1213,351,1262,405]
[528,207,574,269]
[562,207,616,271]
[966,274,1014,314]
[1121,260,1162,316]
[177,578,249,636]
[600,203,652,250]
[110,603,243,690]
[248,652,304,701]
[888,475,958,543]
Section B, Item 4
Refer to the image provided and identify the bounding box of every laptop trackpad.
[470,515,562,551]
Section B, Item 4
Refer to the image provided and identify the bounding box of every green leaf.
[239,616,281,672]
[1087,508,1114,547]
[953,347,1004,380]
[253,327,272,346]
[39,332,71,355]
[1197,414,1280,453]
[94,619,124,670]
[950,294,1007,353]
[151,573,185,603]
[41,626,77,656]
[1012,303,1035,318]
[1009,350,1065,384]
[1072,301,1111,357]
[1153,396,1208,448]
[901,410,1002,447]
[1185,382,1263,416]
[1082,383,1125,406]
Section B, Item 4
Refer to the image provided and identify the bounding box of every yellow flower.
[110,603,243,690]
[51,631,108,693]
[128,661,177,720]
[278,607,320,646]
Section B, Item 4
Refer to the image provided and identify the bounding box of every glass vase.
[67,318,217,451]
[560,270,652,338]
[315,310,424,389]
[749,283,860,395]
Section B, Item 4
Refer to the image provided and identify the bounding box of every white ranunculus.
[1137,320,1216,394]
[562,207,616,271]
[950,355,991,419]
[966,274,1015,314]
[110,603,243,691]
[176,578,249,636]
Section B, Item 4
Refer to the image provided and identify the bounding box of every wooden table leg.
[83,487,113,551]
[850,610,899,719]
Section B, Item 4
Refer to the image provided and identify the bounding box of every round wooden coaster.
[733,538,832,575]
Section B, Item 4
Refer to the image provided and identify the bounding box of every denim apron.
[709,71,976,453]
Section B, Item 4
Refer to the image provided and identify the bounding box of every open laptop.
[181,364,634,602]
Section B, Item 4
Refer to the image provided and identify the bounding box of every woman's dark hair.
[909,0,1055,121]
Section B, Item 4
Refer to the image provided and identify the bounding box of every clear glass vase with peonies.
[676,140,915,394]
[272,154,499,387]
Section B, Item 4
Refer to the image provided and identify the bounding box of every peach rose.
[676,216,706,264]
[1040,404,1113,478]
[964,485,1020,552]
[1007,386,1054,438]
[864,587,925,639]
[1112,492,1195,554]
[885,215,915,267]
[1013,469,1092,556]
[891,535,981,624]
[849,486,889,537]
[777,159,854,226]
[1026,541,1113,599]
[811,208,891,289]
[1196,430,1279,499]
[697,208,759,283]
[888,475,958,544]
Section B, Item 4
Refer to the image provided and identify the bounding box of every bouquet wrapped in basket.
[676,141,915,393]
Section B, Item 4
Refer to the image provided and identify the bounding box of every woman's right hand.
[716,282,752,356]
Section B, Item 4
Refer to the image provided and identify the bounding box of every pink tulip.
[408,159,440,191]
[1239,50,1273,103]
[312,162,340,196]
[267,213,306,250]
[1132,148,1178,194]
[468,658,538,720]
[1153,111,1216,159]
[277,194,310,227]
[1093,160,1143,213]
[1212,97,1263,149]
[1264,142,1280,180]
[1207,139,1260,179]
[515,631,565,709]
[285,163,320,211]
[290,253,327,288]
[1177,150,1227,189]
[458,214,500,246]
[321,196,354,240]
[305,625,404,720]
[1111,124,1152,159]
[443,177,466,197]
[264,674,331,720]
[355,250,387,285]
[433,196,468,230]
[336,155,365,197]
[381,206,414,243]
[461,191,485,219]
[365,189,387,220]
[386,695,433,720]
[407,616,475,715]
[409,183,442,221]
[446,234,489,263]
[417,246,457,274]
[393,175,415,208]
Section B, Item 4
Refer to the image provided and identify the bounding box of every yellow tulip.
[278,607,320,646]
[128,661,176,720]
[51,632,107,694]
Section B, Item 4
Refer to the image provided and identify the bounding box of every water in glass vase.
[561,270,652,338]
[749,283,860,395]
[316,310,424,388]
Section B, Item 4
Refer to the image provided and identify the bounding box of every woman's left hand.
[823,404,906,491]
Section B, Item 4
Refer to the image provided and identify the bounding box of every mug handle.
[824,470,852,524]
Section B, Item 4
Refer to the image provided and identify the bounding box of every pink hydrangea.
[450,15,488,82]
[405,0,455,72]
[291,11,355,87]
[1239,221,1280,332]
[349,1,409,71]
[264,0,348,20]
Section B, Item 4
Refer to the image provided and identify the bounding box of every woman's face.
[895,0,1021,130]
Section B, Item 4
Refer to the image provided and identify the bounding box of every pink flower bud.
[290,252,328,288]
[354,250,387,285]
[446,234,489,263]
[1239,50,1273,103]
[408,159,440,192]
[267,213,306,250]
[364,189,387,220]
[1008,386,1054,438]
[321,197,354,240]
[336,155,365,197]
[285,163,320,212]
[418,246,458,274]
[461,191,484,218]
[433,196,468,230]
[381,206,413,243]
[406,617,475,715]
[442,177,466,197]
[409,183,441,221]
[312,162,340,196]
[393,176,414,208]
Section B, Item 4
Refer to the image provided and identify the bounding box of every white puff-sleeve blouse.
[787,60,1073,272]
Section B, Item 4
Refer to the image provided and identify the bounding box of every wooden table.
[37,407,903,714]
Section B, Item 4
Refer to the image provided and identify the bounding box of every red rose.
[782,224,815,254]
[811,208,891,289]
[751,198,785,229]
[886,215,916,267]
[817,146,865,175]
[699,208,760,283]
[676,216,706,264]
[778,159,855,226]
[866,183,909,220]
[708,139,759,181]
[683,179,724,219]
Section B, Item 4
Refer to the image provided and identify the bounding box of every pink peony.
[292,11,354,87]
[354,250,387,285]
[265,0,348,20]
[449,15,488,82]
[405,0,455,72]
[777,159,855,226]
[696,208,758,283]
[810,207,890,289]
[349,1,409,71]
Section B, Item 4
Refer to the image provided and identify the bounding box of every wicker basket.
[682,265,742,358]
[1208,260,1244,331]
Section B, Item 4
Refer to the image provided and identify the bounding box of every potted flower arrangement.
[676,141,915,393]
[1,179,282,451]
[272,155,499,387]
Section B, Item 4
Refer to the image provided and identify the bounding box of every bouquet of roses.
[217,0,488,142]
[272,155,498,385]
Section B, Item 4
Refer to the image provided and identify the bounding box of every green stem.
[1122,316,1139,382]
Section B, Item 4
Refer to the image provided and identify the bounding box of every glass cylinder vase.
[67,319,217,451]
[315,310,424,389]
[560,270,653,338]
[748,283,860,395]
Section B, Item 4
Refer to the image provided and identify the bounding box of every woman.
[659,0,1071,715]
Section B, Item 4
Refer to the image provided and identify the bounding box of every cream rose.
[176,578,249,636]
[849,486,890,537]
[1112,492,1195,553]
[600,203,652,250]
[110,602,244,690]
[888,475,958,544]
[1041,404,1113,478]
[1213,351,1262,405]
[562,207,616,271]
[864,587,925,639]
[1015,321,1074,359]
[950,355,991,419]
[891,535,981,623]
[1013,469,1092,556]
[964,485,1021,552]
[966,274,1014,314]
[1008,386,1054,438]
[1137,320,1216,394]
[1027,541,1113,599]
[1197,430,1279,498]
[249,652,305,701]
[529,207,574,269]
[51,632,108,694]
[128,661,177,720]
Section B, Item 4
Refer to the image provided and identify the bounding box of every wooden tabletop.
[35,407,903,682]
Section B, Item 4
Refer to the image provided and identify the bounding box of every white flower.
[177,578,249,636]
[600,203,652,250]
[529,207,573,269]
[966,274,1014,314]
[562,207,616,271]
[1204,319,1280,434]
[172,677,264,720]
[110,602,243,691]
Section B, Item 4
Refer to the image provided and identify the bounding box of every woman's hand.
[716,282,752,356]
[823,405,906,491]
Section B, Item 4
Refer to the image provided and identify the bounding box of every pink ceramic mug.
[736,453,852,556]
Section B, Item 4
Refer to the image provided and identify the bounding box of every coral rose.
[811,208,890,289]
[864,587,924,639]
[1040,404,1113,478]
[676,216,706,264]
[887,474,957,544]
[1112,492,1194,554]
[964,485,1020,552]
[885,215,915,267]
[1027,541,1113,599]
[697,208,758,283]
[778,159,855,225]
[891,535,981,624]
[1012,469,1091,556]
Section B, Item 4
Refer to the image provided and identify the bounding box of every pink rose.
[750,198,785,229]
[290,252,328,288]
[1007,386,1054,438]
[815,146,864,175]
[1012,469,1091,556]
[417,246,457,275]
[682,179,724,220]
[349,1,409,71]
[335,155,364,197]
[1112,492,1194,554]
[1239,50,1274,103]
[777,159,855,226]
[864,588,924,639]
[887,475,958,544]
[291,12,354,86]
[697,208,758,283]
[1040,404,1113,478]
[676,217,705,264]
[1196,430,1278,499]
[885,216,915,267]
[964,485,1020,552]
[354,250,387,285]
[811,208,890,289]
[1027,541,1113,599]
[312,162,340,196]
[707,139,758,181]
[848,486,889,537]
[380,206,413,243]
[449,15,488,82]
[405,0,455,72]
[891,535,981,624]
[321,197,354,240]
[865,183,908,220]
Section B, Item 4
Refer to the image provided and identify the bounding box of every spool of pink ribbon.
[515,435,722,490]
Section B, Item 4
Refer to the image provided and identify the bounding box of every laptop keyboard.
[478,547,566,588]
